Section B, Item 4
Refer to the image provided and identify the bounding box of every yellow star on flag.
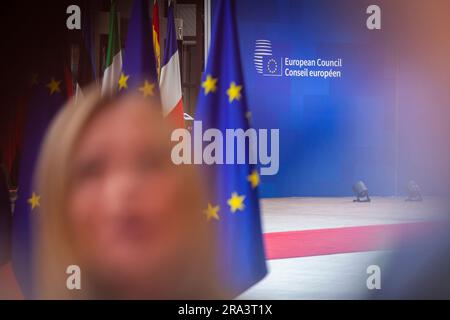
[138,80,155,98]
[201,74,218,95]
[227,192,246,213]
[118,73,129,90]
[247,170,260,189]
[226,81,242,103]
[46,78,61,95]
[204,203,220,221]
[27,192,41,210]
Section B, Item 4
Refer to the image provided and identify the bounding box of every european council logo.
[253,39,282,77]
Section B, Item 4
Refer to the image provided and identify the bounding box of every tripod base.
[353,196,371,203]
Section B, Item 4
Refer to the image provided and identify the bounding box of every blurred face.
[66,97,203,297]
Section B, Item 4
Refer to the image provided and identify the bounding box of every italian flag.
[160,2,184,127]
[101,0,122,96]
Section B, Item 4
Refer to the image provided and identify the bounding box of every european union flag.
[118,0,160,104]
[195,0,267,296]
[12,66,67,297]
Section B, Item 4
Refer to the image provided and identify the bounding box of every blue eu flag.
[195,0,267,296]
[118,0,160,104]
[12,67,67,297]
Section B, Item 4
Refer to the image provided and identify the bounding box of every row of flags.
[1,0,266,298]
[101,0,183,127]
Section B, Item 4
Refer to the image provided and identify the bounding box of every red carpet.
[264,222,444,260]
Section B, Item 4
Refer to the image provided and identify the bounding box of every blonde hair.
[33,86,116,298]
[33,87,220,299]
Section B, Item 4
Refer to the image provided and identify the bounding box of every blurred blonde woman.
[33,87,221,299]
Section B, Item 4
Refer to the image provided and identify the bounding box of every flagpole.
[204,0,211,68]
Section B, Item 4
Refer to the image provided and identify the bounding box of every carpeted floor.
[264,221,443,260]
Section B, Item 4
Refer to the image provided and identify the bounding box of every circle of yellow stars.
[139,80,155,97]
[247,169,260,189]
[118,73,156,98]
[203,170,260,222]
[227,192,246,213]
[204,203,220,221]
[27,192,41,211]
[200,74,257,221]
[201,74,243,104]
[202,75,218,95]
[29,75,62,95]
[46,77,61,95]
[226,82,242,103]
[118,73,129,90]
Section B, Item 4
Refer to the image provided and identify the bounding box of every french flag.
[160,2,184,127]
